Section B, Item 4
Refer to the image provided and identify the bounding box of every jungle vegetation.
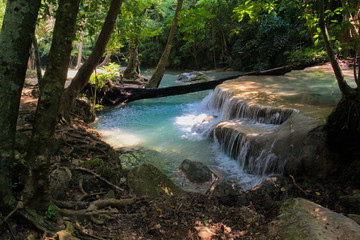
[0,0,359,235]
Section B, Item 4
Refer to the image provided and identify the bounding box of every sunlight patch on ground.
[99,128,143,147]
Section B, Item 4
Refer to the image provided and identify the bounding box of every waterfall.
[197,86,295,176]
[206,87,294,124]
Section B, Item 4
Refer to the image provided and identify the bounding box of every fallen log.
[98,64,299,105]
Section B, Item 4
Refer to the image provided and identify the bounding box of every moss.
[279,198,297,215]
[127,164,185,198]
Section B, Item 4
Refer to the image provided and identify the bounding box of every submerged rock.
[177,72,210,82]
[273,198,360,240]
[127,164,185,198]
[179,159,213,183]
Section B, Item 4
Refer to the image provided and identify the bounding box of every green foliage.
[285,47,328,65]
[231,3,307,70]
[94,104,104,110]
[45,204,57,219]
[90,63,121,87]
[300,0,359,59]
[178,3,215,43]
[0,1,6,30]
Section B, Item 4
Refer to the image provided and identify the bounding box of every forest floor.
[1,70,359,240]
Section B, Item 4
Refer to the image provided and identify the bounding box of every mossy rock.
[127,164,185,198]
[275,198,360,240]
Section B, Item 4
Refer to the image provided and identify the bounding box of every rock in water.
[180,159,213,183]
[177,72,210,82]
[273,198,360,240]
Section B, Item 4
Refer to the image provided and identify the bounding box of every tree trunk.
[32,34,43,84]
[28,46,35,70]
[59,0,123,121]
[318,0,352,95]
[98,51,112,68]
[22,0,80,210]
[145,0,183,88]
[0,0,41,211]
[75,31,85,69]
[123,41,141,80]
[317,0,360,151]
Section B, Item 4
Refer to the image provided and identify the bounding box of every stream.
[92,65,354,190]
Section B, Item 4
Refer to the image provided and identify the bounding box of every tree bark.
[59,0,123,121]
[32,34,43,84]
[0,0,41,211]
[75,31,85,69]
[123,40,141,80]
[145,0,183,88]
[23,0,80,210]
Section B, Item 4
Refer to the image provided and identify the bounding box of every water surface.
[92,66,353,189]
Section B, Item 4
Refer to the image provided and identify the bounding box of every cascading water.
[92,71,262,190]
[92,65,352,190]
[194,86,295,176]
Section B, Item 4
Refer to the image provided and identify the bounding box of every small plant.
[45,204,57,219]
[90,62,121,87]
[94,104,104,110]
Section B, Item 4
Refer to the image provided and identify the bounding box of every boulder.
[127,164,185,198]
[179,159,213,183]
[273,198,360,240]
[177,72,210,83]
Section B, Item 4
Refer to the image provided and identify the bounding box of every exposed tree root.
[73,166,124,192]
[52,198,135,224]
[73,221,107,240]
[0,201,23,227]
[18,208,58,234]
[56,221,80,240]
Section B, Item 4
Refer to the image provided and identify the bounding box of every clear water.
[92,71,261,189]
[92,66,355,189]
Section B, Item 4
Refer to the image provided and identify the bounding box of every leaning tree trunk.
[317,0,360,150]
[123,40,141,81]
[59,0,123,121]
[22,0,81,210]
[0,0,41,212]
[145,0,183,88]
[98,51,112,68]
